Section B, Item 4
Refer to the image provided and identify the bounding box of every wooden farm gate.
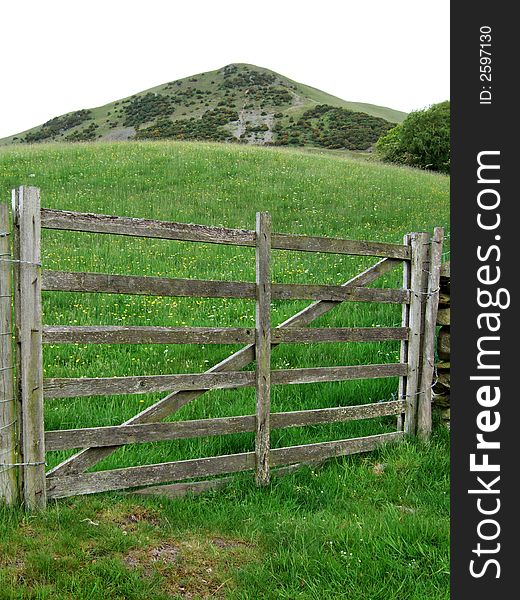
[0,187,444,509]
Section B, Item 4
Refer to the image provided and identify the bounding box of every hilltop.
[1,64,406,150]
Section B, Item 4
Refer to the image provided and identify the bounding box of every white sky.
[0,0,449,139]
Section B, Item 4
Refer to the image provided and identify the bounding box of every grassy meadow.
[0,141,449,599]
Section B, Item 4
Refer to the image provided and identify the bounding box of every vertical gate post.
[12,187,46,509]
[397,233,411,432]
[417,227,444,439]
[0,203,19,505]
[255,211,271,486]
[404,231,430,435]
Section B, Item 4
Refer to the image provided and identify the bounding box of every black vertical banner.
[451,3,516,598]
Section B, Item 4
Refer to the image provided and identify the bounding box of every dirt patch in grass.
[123,534,258,598]
[96,504,161,531]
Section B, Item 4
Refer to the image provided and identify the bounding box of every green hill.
[1,64,406,149]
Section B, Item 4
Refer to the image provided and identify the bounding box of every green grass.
[0,141,449,598]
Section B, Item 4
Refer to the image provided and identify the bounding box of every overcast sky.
[0,0,449,139]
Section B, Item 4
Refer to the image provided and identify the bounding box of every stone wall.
[433,262,450,423]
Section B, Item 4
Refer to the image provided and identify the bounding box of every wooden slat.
[417,228,444,439]
[41,208,256,246]
[43,326,254,345]
[45,400,405,451]
[46,432,403,498]
[42,271,256,299]
[131,476,236,498]
[40,208,410,259]
[403,232,430,435]
[255,212,271,486]
[12,187,47,509]
[272,233,411,260]
[273,327,408,343]
[131,463,325,499]
[43,363,406,399]
[41,325,408,345]
[273,364,407,385]
[44,371,256,399]
[46,258,402,478]
[42,270,409,304]
[0,204,18,505]
[273,284,408,304]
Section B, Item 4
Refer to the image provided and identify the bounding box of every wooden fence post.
[0,203,19,505]
[255,212,271,486]
[417,228,444,439]
[404,232,429,435]
[397,233,411,432]
[12,187,46,509]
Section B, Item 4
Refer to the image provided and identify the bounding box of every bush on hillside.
[23,110,92,143]
[376,101,450,173]
[274,105,392,150]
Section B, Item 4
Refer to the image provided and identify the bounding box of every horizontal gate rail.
[41,208,411,260]
[45,400,405,451]
[43,326,256,345]
[46,431,404,499]
[42,270,409,304]
[45,257,402,480]
[41,208,256,246]
[42,325,408,345]
[43,363,407,399]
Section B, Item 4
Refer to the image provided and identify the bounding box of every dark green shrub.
[376,101,450,172]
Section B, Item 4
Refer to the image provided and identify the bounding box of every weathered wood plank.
[272,284,408,304]
[41,325,408,345]
[0,204,18,505]
[42,270,409,304]
[130,462,326,499]
[40,208,410,259]
[272,233,411,260]
[45,258,402,477]
[270,431,403,466]
[255,212,271,486]
[45,400,405,451]
[131,476,236,498]
[12,187,46,509]
[46,432,403,498]
[273,327,408,343]
[397,234,411,431]
[273,363,407,385]
[417,228,444,440]
[43,326,255,345]
[42,271,256,299]
[43,363,406,399]
[44,371,256,399]
[41,208,256,246]
[403,232,430,435]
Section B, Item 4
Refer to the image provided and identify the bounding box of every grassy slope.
[0,142,449,599]
[0,64,406,145]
